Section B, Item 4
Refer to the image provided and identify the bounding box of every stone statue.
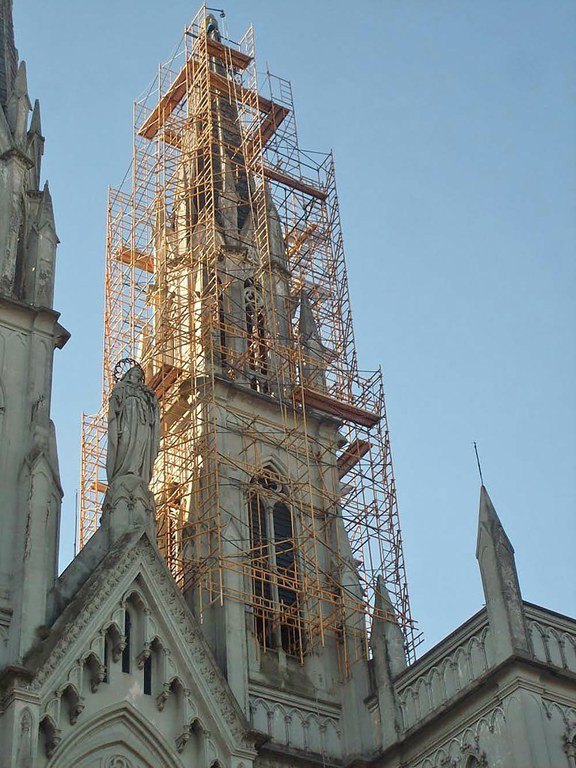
[106,365,160,485]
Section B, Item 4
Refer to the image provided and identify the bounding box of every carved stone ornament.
[31,536,253,749]
[564,728,576,768]
[136,642,152,669]
[41,716,61,759]
[176,729,191,753]
[16,708,33,768]
[105,756,133,768]
[156,681,172,712]
[112,633,127,663]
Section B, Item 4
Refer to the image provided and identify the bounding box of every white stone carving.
[16,708,33,768]
[29,535,254,756]
[106,366,160,485]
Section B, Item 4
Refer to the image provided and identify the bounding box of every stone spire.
[0,0,17,109]
[476,485,529,660]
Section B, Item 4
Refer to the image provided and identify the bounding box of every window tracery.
[249,470,303,656]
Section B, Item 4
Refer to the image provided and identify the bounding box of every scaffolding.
[80,6,421,671]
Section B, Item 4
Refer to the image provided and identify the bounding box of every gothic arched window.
[248,471,304,656]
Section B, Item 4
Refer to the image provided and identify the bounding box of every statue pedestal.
[101,474,156,543]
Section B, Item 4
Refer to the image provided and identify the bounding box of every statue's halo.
[113,357,142,383]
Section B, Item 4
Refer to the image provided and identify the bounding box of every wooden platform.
[115,246,154,273]
[139,57,282,141]
[205,37,253,71]
[261,166,327,201]
[337,439,371,478]
[148,363,183,398]
[293,386,380,428]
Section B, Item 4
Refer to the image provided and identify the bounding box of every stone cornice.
[0,293,69,345]
[524,601,576,633]
[0,145,34,169]
[259,740,343,768]
[249,680,341,716]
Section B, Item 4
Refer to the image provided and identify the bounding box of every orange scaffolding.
[80,5,420,670]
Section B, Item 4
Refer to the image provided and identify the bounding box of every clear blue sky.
[16,1,575,653]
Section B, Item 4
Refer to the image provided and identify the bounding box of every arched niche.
[46,703,182,768]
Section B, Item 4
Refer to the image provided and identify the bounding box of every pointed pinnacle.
[374,575,396,617]
[36,181,59,242]
[299,292,317,336]
[29,99,41,135]
[477,485,514,557]
[14,60,27,97]
[39,181,54,221]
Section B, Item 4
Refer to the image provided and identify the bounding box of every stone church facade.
[0,3,574,766]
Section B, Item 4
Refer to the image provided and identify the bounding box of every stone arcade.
[0,3,574,767]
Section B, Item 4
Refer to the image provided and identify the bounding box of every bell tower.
[80,7,417,759]
[0,0,69,664]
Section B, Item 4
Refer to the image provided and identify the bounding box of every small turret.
[476,485,529,660]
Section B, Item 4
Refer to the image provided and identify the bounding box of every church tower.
[79,6,417,761]
[0,0,68,665]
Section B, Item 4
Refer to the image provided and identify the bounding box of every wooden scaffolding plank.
[294,386,380,428]
[205,37,253,70]
[247,102,290,153]
[337,439,371,479]
[115,246,154,273]
[261,166,327,201]
[139,56,281,141]
[148,363,183,398]
[139,59,196,139]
